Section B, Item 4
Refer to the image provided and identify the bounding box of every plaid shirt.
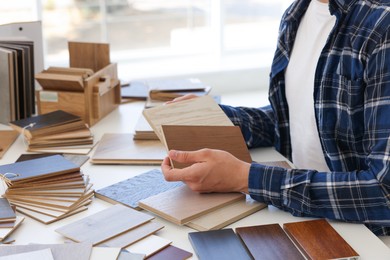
[221,0,390,235]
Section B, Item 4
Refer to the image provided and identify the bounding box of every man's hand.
[161,149,250,193]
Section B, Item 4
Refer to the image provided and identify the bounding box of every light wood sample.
[55,204,154,245]
[0,130,19,159]
[91,133,166,165]
[126,235,172,258]
[186,196,266,231]
[162,125,252,168]
[89,247,121,260]
[236,224,304,260]
[283,219,360,260]
[188,229,251,260]
[139,185,245,225]
[142,95,233,142]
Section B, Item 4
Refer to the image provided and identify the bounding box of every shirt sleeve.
[248,29,390,236]
[219,104,276,148]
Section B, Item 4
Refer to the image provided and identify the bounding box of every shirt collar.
[329,0,359,14]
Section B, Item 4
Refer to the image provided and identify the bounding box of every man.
[162,0,390,235]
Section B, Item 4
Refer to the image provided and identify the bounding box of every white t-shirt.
[285,0,336,171]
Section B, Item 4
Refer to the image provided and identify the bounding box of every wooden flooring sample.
[236,224,304,260]
[186,196,266,231]
[91,133,165,165]
[0,130,19,159]
[95,169,184,209]
[283,219,360,260]
[143,95,233,142]
[55,204,153,245]
[162,125,252,168]
[89,247,121,260]
[68,41,110,72]
[139,185,244,225]
[0,216,24,241]
[126,235,172,258]
[100,221,164,248]
[188,229,251,260]
[147,245,192,260]
[0,242,93,260]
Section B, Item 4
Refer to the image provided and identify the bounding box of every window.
[0,0,292,78]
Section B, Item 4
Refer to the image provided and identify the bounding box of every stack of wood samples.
[0,40,35,124]
[9,110,93,154]
[55,204,163,248]
[90,133,165,165]
[143,95,233,143]
[283,219,360,259]
[133,114,158,140]
[1,155,94,224]
[0,198,25,243]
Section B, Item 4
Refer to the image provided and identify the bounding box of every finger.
[168,149,206,164]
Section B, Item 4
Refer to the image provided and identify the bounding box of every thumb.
[168,150,204,164]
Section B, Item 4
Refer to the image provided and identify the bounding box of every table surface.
[1,98,390,260]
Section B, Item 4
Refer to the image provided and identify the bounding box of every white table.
[1,101,390,259]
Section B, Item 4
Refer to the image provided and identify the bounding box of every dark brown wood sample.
[236,224,304,260]
[147,245,192,260]
[68,41,110,72]
[162,125,252,168]
[188,229,252,260]
[283,219,360,260]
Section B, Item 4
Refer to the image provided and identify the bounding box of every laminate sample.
[126,235,172,258]
[162,125,252,168]
[100,221,164,248]
[0,242,93,260]
[91,133,165,165]
[186,196,266,231]
[139,185,245,225]
[55,204,154,245]
[95,169,184,209]
[143,95,233,142]
[0,216,24,241]
[283,219,360,260]
[0,130,19,159]
[15,153,89,167]
[68,41,110,72]
[147,245,192,260]
[236,224,304,260]
[89,247,121,260]
[188,229,252,260]
[0,248,54,260]
[0,198,16,220]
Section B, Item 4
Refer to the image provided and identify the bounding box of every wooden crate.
[37,63,121,126]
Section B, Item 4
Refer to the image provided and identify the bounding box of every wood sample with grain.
[142,95,233,142]
[188,229,252,260]
[186,195,266,231]
[0,130,19,159]
[68,41,110,72]
[138,185,245,225]
[95,169,184,209]
[55,204,154,245]
[147,245,193,260]
[162,125,252,168]
[283,219,360,260]
[90,133,166,165]
[236,224,304,260]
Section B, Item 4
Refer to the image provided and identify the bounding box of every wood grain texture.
[95,169,184,209]
[186,196,266,231]
[143,95,233,142]
[139,185,245,225]
[283,219,360,260]
[55,204,154,245]
[100,221,164,248]
[68,41,110,72]
[188,229,252,260]
[0,242,93,260]
[162,125,252,168]
[147,245,192,260]
[236,224,304,260]
[0,130,19,159]
[35,73,84,92]
[91,133,165,165]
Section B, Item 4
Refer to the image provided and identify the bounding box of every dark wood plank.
[162,125,252,168]
[147,245,192,260]
[188,229,252,260]
[236,224,304,260]
[283,219,359,260]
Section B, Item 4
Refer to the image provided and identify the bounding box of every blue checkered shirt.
[221,0,390,235]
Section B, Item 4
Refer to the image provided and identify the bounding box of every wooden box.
[36,63,121,126]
